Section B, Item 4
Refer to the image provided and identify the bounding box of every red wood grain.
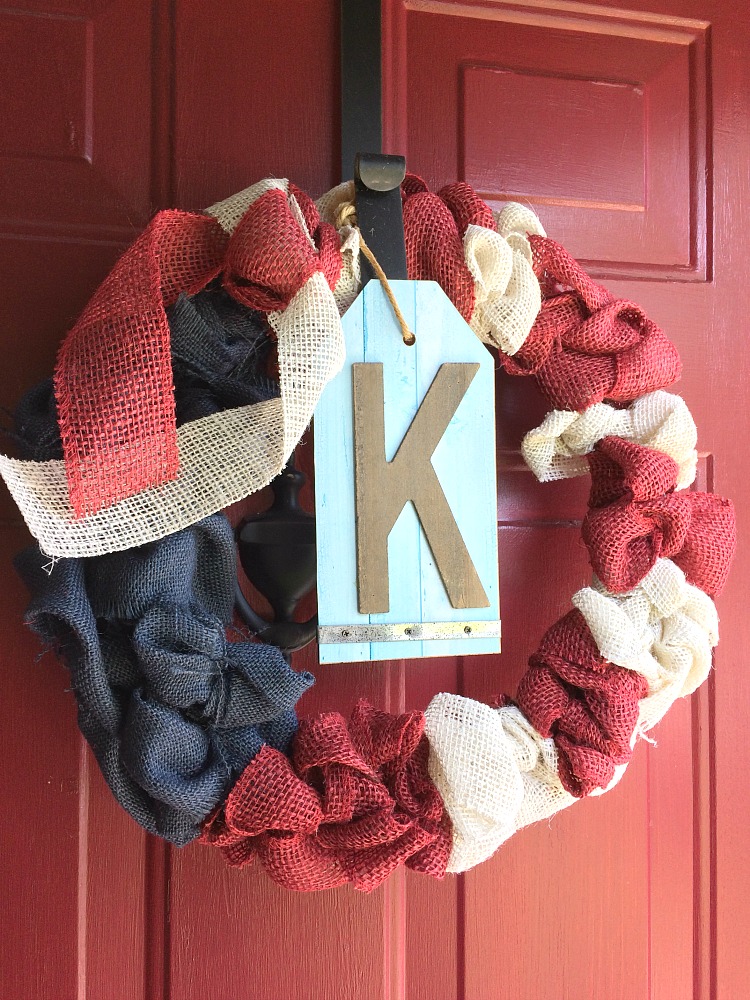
[1,1,748,997]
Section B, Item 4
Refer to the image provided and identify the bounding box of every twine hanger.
[335,202,416,346]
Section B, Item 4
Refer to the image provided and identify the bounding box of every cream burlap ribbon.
[521,390,698,487]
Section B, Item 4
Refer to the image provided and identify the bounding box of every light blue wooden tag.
[314,280,500,663]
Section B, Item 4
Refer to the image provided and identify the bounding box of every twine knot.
[335,200,415,346]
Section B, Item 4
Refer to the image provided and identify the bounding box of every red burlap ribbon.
[56,189,342,517]
[402,175,495,323]
[200,700,451,892]
[583,436,736,596]
[55,211,228,517]
[501,235,682,410]
[516,609,648,796]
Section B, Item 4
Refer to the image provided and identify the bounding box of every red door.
[1,1,747,997]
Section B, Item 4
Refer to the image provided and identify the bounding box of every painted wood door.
[1,1,748,998]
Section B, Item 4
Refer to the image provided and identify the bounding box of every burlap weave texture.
[317,177,544,356]
[424,695,577,872]
[423,555,721,874]
[518,609,648,797]
[504,235,682,409]
[583,437,736,596]
[0,269,344,557]
[522,390,698,487]
[201,701,451,891]
[573,558,719,733]
[54,211,228,516]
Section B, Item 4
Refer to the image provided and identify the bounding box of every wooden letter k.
[352,362,490,614]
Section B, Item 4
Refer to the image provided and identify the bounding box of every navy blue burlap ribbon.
[12,288,312,845]
[17,514,314,845]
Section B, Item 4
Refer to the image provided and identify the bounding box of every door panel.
[1,1,748,998]
[383,0,710,280]
[385,3,743,998]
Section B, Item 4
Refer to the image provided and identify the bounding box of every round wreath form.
[3,177,736,891]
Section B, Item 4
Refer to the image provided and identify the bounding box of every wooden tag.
[314,280,500,663]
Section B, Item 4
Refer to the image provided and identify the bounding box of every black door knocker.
[234,456,318,658]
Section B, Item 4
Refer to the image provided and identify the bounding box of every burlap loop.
[168,291,277,424]
[11,378,62,461]
[572,558,719,732]
[463,224,542,355]
[403,186,477,321]
[222,187,342,312]
[16,514,314,845]
[494,202,546,258]
[502,235,682,409]
[583,437,736,596]
[516,609,648,796]
[438,181,496,232]
[424,695,576,872]
[521,390,698,487]
[200,700,452,891]
[206,178,289,232]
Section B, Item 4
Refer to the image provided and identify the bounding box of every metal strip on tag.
[318,621,502,643]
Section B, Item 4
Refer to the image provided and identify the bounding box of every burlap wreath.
[2,177,736,890]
